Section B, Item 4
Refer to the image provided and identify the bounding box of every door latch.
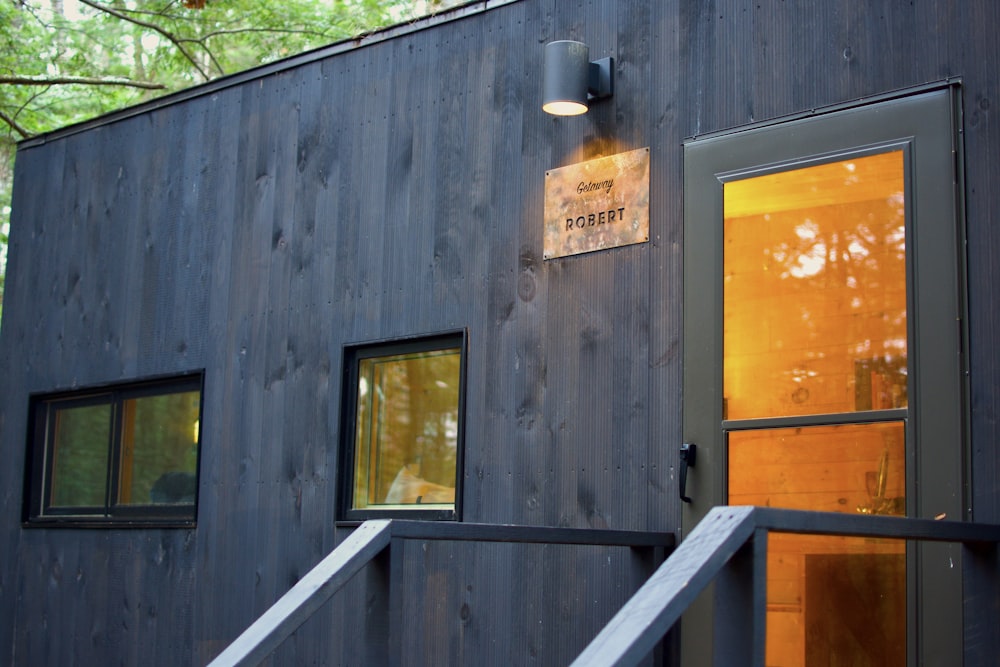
[679,443,697,504]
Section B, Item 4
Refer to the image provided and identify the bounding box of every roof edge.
[17,0,521,150]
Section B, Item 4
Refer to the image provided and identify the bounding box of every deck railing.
[207,520,674,667]
[571,506,1000,667]
[207,508,1000,667]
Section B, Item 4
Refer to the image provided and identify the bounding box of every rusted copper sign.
[544,147,650,260]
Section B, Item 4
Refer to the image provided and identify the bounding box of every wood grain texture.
[571,506,758,667]
[0,0,997,664]
[207,520,392,667]
[573,507,1000,667]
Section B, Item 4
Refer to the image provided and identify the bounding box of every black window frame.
[23,372,205,528]
[338,331,467,522]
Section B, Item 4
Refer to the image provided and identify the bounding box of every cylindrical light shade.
[542,40,590,116]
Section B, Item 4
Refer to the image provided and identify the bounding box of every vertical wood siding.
[1,0,998,664]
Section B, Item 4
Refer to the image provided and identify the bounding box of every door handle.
[679,443,697,503]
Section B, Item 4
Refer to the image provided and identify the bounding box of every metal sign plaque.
[544,147,650,260]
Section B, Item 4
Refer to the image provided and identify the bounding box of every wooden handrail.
[571,506,1000,667]
[207,519,394,667]
[207,520,674,667]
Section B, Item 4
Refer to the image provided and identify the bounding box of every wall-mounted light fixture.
[542,40,614,116]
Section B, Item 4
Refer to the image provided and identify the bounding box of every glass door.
[724,151,907,665]
[682,88,967,667]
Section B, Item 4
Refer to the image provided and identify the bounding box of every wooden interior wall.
[723,150,908,420]
[729,424,907,666]
[0,0,997,665]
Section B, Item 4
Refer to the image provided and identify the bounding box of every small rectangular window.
[340,332,466,521]
[24,373,203,526]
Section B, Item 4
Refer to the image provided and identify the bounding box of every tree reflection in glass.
[353,348,461,510]
[723,151,906,420]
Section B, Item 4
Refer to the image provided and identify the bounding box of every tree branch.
[76,0,215,80]
[0,110,32,139]
[198,26,333,42]
[0,76,167,90]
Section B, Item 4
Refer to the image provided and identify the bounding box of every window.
[340,332,466,521]
[24,373,203,525]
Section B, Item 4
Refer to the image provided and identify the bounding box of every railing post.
[365,535,404,667]
[571,506,757,667]
[712,527,767,667]
[388,536,405,667]
[628,543,672,665]
[963,541,1000,666]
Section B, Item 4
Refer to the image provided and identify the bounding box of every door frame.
[680,83,969,666]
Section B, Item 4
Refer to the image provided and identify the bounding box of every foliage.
[0,0,462,326]
[46,388,201,508]
[0,213,7,324]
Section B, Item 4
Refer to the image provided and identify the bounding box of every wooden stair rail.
[207,520,674,667]
[207,520,394,667]
[572,506,1000,667]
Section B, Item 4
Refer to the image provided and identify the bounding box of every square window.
[341,332,466,521]
[24,373,203,526]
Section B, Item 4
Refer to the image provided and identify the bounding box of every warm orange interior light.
[722,151,906,420]
[724,150,908,667]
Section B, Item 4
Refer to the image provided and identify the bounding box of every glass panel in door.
[723,151,906,421]
[729,424,906,666]
[723,150,908,666]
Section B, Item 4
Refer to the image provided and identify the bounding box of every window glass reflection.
[119,390,201,506]
[723,151,906,419]
[729,422,906,666]
[353,348,461,510]
[50,402,111,508]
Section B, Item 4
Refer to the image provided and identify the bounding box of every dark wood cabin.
[1,1,998,665]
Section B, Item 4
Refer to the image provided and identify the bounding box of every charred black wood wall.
[1,0,998,664]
